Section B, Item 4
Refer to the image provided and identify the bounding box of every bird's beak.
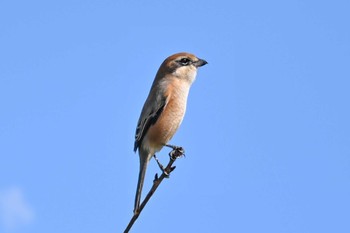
[194,58,208,68]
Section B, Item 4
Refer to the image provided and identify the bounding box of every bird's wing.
[134,93,167,152]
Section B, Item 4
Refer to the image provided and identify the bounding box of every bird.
[133,52,207,213]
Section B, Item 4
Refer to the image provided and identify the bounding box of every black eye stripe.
[177,58,191,66]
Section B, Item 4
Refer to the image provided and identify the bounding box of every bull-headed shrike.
[133,52,207,213]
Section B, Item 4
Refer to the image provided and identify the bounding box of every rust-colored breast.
[145,80,189,151]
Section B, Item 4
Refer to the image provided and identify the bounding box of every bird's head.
[158,52,207,84]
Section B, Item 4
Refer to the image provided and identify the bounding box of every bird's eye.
[178,58,191,66]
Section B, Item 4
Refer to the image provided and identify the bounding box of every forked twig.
[124,146,185,233]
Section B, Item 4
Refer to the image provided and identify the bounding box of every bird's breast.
[144,81,190,153]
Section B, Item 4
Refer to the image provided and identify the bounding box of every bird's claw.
[166,145,185,160]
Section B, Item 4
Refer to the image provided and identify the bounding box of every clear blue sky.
[1,1,349,232]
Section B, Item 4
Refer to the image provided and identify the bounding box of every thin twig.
[124,147,184,233]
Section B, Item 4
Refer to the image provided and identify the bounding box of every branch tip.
[124,146,185,233]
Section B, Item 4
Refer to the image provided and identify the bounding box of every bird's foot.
[153,145,185,177]
[165,144,185,160]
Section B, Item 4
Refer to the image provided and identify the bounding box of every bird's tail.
[134,152,149,213]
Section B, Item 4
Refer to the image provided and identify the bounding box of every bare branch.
[124,147,185,233]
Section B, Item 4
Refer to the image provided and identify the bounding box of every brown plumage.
[133,52,207,213]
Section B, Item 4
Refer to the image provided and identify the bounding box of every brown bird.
[133,52,207,213]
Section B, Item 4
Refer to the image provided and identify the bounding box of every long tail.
[134,153,149,213]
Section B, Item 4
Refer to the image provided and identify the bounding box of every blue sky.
[1,0,349,232]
